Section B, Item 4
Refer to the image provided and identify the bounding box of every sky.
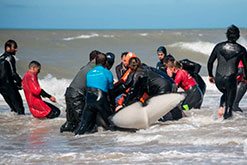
[0,0,246,30]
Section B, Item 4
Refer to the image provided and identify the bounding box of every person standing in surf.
[75,53,115,135]
[207,25,247,119]
[0,40,25,115]
[60,50,99,133]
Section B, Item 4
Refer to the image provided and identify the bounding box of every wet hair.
[5,40,17,50]
[129,57,142,69]
[96,53,106,66]
[157,46,167,55]
[29,60,41,69]
[121,52,128,58]
[168,60,183,69]
[226,25,240,41]
[163,54,175,64]
[89,50,101,61]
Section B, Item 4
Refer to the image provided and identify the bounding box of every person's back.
[208,41,246,77]
[69,62,96,93]
[87,65,113,93]
[207,25,247,119]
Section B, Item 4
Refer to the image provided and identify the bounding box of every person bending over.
[60,50,99,133]
[167,61,203,119]
[123,57,173,107]
[75,53,115,135]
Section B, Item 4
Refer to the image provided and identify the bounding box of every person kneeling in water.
[22,61,60,119]
[166,60,203,119]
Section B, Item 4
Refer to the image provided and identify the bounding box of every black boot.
[223,107,232,119]
[74,109,94,135]
[60,121,76,133]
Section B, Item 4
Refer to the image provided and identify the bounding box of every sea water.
[0,29,247,164]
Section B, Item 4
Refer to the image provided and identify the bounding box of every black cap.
[106,52,115,65]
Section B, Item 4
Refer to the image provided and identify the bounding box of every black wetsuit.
[156,61,166,73]
[124,68,173,106]
[0,52,24,114]
[208,40,247,119]
[115,63,127,80]
[180,59,206,108]
[220,67,247,112]
[74,88,113,135]
[60,62,96,133]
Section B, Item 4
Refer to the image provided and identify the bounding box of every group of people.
[0,24,246,135]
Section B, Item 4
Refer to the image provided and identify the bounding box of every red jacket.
[175,69,197,91]
[22,71,51,118]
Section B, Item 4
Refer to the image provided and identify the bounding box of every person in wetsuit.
[167,60,203,120]
[74,53,115,135]
[163,54,206,108]
[0,40,25,115]
[232,61,247,112]
[22,61,60,119]
[122,57,173,107]
[60,50,100,133]
[207,25,247,119]
[115,52,128,80]
[156,46,167,72]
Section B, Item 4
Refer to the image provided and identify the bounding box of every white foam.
[169,41,215,56]
[239,36,247,49]
[139,33,148,36]
[63,33,99,40]
[63,33,115,41]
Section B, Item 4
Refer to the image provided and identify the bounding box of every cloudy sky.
[0,0,246,29]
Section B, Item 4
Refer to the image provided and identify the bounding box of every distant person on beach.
[60,50,99,133]
[156,46,167,72]
[207,25,247,119]
[22,61,60,119]
[0,40,25,115]
[115,52,128,80]
[75,53,115,135]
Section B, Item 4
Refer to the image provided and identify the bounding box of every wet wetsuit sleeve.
[6,55,22,86]
[207,46,217,77]
[40,89,51,98]
[180,59,201,74]
[124,71,143,106]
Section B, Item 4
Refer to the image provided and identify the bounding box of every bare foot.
[218,107,224,118]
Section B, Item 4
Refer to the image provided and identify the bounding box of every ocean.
[0,29,247,164]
